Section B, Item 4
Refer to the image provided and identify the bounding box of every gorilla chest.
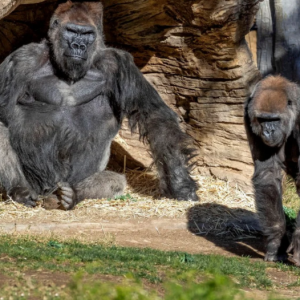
[18,69,119,130]
[12,74,120,190]
[26,70,107,107]
[14,72,120,161]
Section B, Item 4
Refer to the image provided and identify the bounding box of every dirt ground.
[0,217,300,299]
[0,173,299,299]
[0,217,263,257]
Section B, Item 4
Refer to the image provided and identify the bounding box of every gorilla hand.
[55,182,77,210]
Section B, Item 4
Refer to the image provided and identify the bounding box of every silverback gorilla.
[0,1,198,210]
[245,75,300,266]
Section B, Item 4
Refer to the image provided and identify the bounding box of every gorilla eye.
[66,28,77,34]
[288,100,292,106]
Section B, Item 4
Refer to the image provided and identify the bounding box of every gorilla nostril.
[71,42,86,52]
[71,42,79,50]
[80,44,86,51]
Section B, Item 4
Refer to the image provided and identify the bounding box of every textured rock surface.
[0,0,262,191]
[0,0,45,19]
[102,0,261,190]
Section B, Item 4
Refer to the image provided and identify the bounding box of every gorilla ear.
[249,82,260,99]
[49,16,59,29]
[85,2,104,30]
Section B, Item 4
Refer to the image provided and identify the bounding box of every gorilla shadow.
[186,203,266,259]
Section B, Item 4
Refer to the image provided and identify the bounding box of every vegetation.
[0,177,299,299]
[283,177,300,213]
[0,235,300,299]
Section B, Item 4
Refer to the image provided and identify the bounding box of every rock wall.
[0,0,262,191]
[103,0,261,190]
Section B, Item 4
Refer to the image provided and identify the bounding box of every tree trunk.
[0,0,261,191]
[257,0,300,81]
[257,0,273,77]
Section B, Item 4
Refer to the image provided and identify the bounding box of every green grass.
[67,273,258,300]
[283,177,300,213]
[107,193,137,201]
[282,176,299,231]
[0,271,291,300]
[0,235,300,299]
[0,235,275,287]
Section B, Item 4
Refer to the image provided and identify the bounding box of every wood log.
[257,0,300,81]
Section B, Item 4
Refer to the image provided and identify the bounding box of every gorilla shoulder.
[7,40,50,76]
[93,47,135,71]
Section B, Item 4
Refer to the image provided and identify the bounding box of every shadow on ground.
[186,203,266,259]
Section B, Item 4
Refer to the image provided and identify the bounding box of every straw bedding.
[0,170,258,237]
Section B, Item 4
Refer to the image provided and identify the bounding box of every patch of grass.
[0,234,297,290]
[283,206,297,231]
[0,272,292,300]
[283,177,300,213]
[1,235,300,299]
[108,193,137,201]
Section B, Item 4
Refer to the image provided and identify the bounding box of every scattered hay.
[0,170,257,237]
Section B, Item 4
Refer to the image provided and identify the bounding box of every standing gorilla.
[245,75,300,266]
[0,1,198,210]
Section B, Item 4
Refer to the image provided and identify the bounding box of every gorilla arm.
[0,52,38,206]
[113,51,198,201]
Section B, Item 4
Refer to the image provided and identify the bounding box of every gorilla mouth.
[65,54,87,61]
[262,136,283,148]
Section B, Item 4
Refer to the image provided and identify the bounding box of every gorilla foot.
[287,229,300,267]
[264,236,289,262]
[264,251,288,262]
[8,187,38,208]
[55,182,76,210]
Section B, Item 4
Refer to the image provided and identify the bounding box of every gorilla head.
[48,1,105,81]
[247,76,299,147]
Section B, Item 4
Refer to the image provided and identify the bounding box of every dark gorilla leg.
[288,211,300,266]
[0,122,37,207]
[253,157,288,261]
[53,171,127,210]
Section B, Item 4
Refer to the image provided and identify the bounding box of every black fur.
[245,75,300,266]
[0,2,198,210]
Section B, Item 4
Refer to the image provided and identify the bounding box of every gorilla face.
[49,21,98,81]
[62,23,96,62]
[48,2,103,82]
[256,114,284,147]
[248,76,299,148]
